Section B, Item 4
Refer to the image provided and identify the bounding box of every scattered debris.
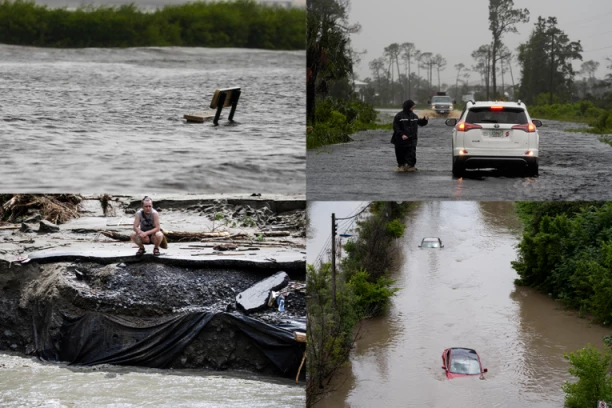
[39,220,60,233]
[24,214,42,223]
[213,243,238,251]
[1,194,82,224]
[236,271,289,313]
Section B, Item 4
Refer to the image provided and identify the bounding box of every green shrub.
[308,97,379,148]
[385,219,405,238]
[348,269,397,317]
[513,203,612,321]
[562,344,612,408]
[343,240,356,254]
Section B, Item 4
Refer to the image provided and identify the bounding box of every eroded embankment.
[0,259,306,378]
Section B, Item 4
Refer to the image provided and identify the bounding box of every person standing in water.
[391,99,429,172]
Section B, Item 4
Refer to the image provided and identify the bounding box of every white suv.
[445,100,542,177]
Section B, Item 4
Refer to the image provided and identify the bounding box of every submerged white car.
[445,101,542,177]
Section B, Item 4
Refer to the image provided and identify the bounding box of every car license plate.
[484,130,504,137]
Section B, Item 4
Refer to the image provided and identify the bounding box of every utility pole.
[331,213,337,310]
[550,31,555,105]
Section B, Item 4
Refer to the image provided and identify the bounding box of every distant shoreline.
[0,0,305,50]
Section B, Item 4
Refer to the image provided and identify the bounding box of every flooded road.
[315,201,610,408]
[0,45,305,193]
[0,352,305,407]
[307,118,612,200]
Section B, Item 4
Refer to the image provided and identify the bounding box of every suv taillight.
[457,122,483,132]
[511,123,536,133]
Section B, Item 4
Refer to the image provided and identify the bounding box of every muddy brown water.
[307,116,612,200]
[315,201,610,408]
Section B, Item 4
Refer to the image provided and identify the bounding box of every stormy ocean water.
[0,45,305,193]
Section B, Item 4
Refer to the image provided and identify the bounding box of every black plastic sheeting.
[33,309,306,376]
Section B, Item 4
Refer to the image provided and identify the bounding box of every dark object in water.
[210,87,241,125]
[184,87,241,125]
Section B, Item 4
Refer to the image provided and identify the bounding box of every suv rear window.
[466,107,527,124]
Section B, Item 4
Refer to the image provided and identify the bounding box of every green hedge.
[528,101,612,135]
[0,0,305,49]
[513,202,612,323]
[307,98,380,149]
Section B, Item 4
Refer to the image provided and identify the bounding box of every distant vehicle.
[419,237,443,248]
[428,92,456,116]
[441,347,488,379]
[445,100,542,177]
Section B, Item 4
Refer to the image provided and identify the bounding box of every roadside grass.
[600,135,612,146]
[529,102,612,141]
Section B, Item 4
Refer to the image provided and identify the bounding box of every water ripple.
[0,45,305,193]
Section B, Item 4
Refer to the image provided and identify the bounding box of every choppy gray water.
[0,352,305,407]
[0,45,305,193]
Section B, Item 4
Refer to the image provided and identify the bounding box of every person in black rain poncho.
[391,99,429,172]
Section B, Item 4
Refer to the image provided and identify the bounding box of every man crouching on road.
[130,196,163,256]
[391,99,429,172]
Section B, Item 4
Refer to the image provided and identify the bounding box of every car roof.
[422,237,441,241]
[466,100,526,108]
[449,347,479,360]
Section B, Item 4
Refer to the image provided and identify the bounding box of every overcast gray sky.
[348,0,612,86]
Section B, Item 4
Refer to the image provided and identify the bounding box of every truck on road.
[428,92,456,116]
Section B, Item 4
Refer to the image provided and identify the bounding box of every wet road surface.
[307,118,612,200]
[315,201,610,408]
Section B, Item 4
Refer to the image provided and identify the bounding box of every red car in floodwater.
[441,347,487,379]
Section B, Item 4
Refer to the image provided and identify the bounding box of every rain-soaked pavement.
[313,201,611,408]
[307,115,612,201]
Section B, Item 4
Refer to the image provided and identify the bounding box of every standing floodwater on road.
[314,201,610,408]
[307,117,612,200]
[0,45,305,193]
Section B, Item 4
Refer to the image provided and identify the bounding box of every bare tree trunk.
[501,56,505,97]
[491,41,497,97]
[486,49,490,100]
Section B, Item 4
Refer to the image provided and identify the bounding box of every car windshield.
[422,241,440,248]
[466,107,527,124]
[432,96,452,103]
[449,349,481,375]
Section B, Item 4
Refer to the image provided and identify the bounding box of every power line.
[563,9,612,28]
[336,202,371,220]
[312,203,370,268]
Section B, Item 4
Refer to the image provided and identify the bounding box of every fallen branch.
[0,225,20,230]
[260,231,291,237]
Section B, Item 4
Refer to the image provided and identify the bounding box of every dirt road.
[307,117,612,200]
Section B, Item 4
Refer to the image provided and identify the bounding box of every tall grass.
[0,0,305,49]
[529,100,612,136]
